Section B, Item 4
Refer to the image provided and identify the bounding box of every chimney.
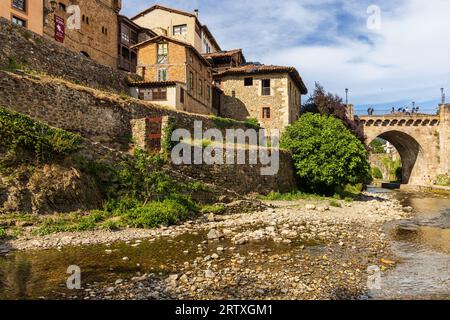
[194,9,199,18]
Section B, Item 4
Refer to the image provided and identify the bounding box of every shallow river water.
[368,188,450,300]
[0,189,449,300]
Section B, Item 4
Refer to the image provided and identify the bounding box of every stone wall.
[172,147,298,195]
[0,17,139,93]
[0,71,257,143]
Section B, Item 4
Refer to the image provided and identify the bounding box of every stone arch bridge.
[357,105,449,186]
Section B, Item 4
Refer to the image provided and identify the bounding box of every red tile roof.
[203,49,244,59]
[215,64,308,94]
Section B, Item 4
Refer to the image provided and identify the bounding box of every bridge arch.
[368,131,427,184]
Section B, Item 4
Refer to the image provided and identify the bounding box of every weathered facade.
[131,35,215,115]
[131,4,221,54]
[215,64,308,133]
[0,0,43,35]
[43,0,121,68]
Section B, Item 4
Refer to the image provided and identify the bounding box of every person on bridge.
[391,107,395,114]
[405,106,410,115]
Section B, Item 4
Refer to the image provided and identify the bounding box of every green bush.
[201,204,226,214]
[371,167,383,180]
[210,116,260,130]
[0,228,6,239]
[0,107,83,161]
[122,199,190,228]
[280,113,371,195]
[436,172,450,186]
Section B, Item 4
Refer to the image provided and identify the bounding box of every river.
[0,189,449,300]
[368,188,450,299]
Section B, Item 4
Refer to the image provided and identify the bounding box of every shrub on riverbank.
[0,107,83,162]
[436,172,450,186]
[280,113,371,196]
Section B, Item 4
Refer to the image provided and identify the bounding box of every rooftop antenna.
[441,88,446,104]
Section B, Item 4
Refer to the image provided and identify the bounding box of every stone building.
[214,64,308,133]
[130,4,221,55]
[43,0,121,68]
[0,0,44,35]
[129,35,215,115]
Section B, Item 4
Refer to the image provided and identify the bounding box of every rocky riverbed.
[0,192,412,300]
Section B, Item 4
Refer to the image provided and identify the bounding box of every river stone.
[207,229,220,240]
[306,204,316,210]
[205,270,216,278]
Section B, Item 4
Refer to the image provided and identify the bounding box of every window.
[173,24,187,36]
[158,69,167,81]
[232,90,236,98]
[180,87,185,103]
[152,88,167,101]
[59,2,66,12]
[157,43,168,64]
[262,107,271,119]
[206,85,211,102]
[244,77,253,86]
[198,79,203,96]
[261,79,271,96]
[12,0,26,12]
[188,72,194,90]
[11,16,26,27]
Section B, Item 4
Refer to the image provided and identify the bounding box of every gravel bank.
[1,192,411,300]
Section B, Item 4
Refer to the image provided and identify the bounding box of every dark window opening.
[262,107,271,119]
[244,77,253,86]
[11,16,26,27]
[152,88,167,101]
[180,87,185,103]
[59,2,66,12]
[262,79,271,96]
[12,0,26,12]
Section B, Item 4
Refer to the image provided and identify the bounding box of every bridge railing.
[355,108,439,116]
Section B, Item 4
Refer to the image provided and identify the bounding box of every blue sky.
[122,0,450,115]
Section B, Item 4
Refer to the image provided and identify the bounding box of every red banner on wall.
[54,15,65,43]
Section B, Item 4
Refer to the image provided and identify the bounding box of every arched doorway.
[369,131,427,184]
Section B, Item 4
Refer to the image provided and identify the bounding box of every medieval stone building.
[214,64,308,133]
[129,35,215,115]
[43,0,121,68]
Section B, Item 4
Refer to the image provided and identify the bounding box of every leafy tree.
[280,113,371,195]
[302,83,366,143]
[370,138,386,154]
